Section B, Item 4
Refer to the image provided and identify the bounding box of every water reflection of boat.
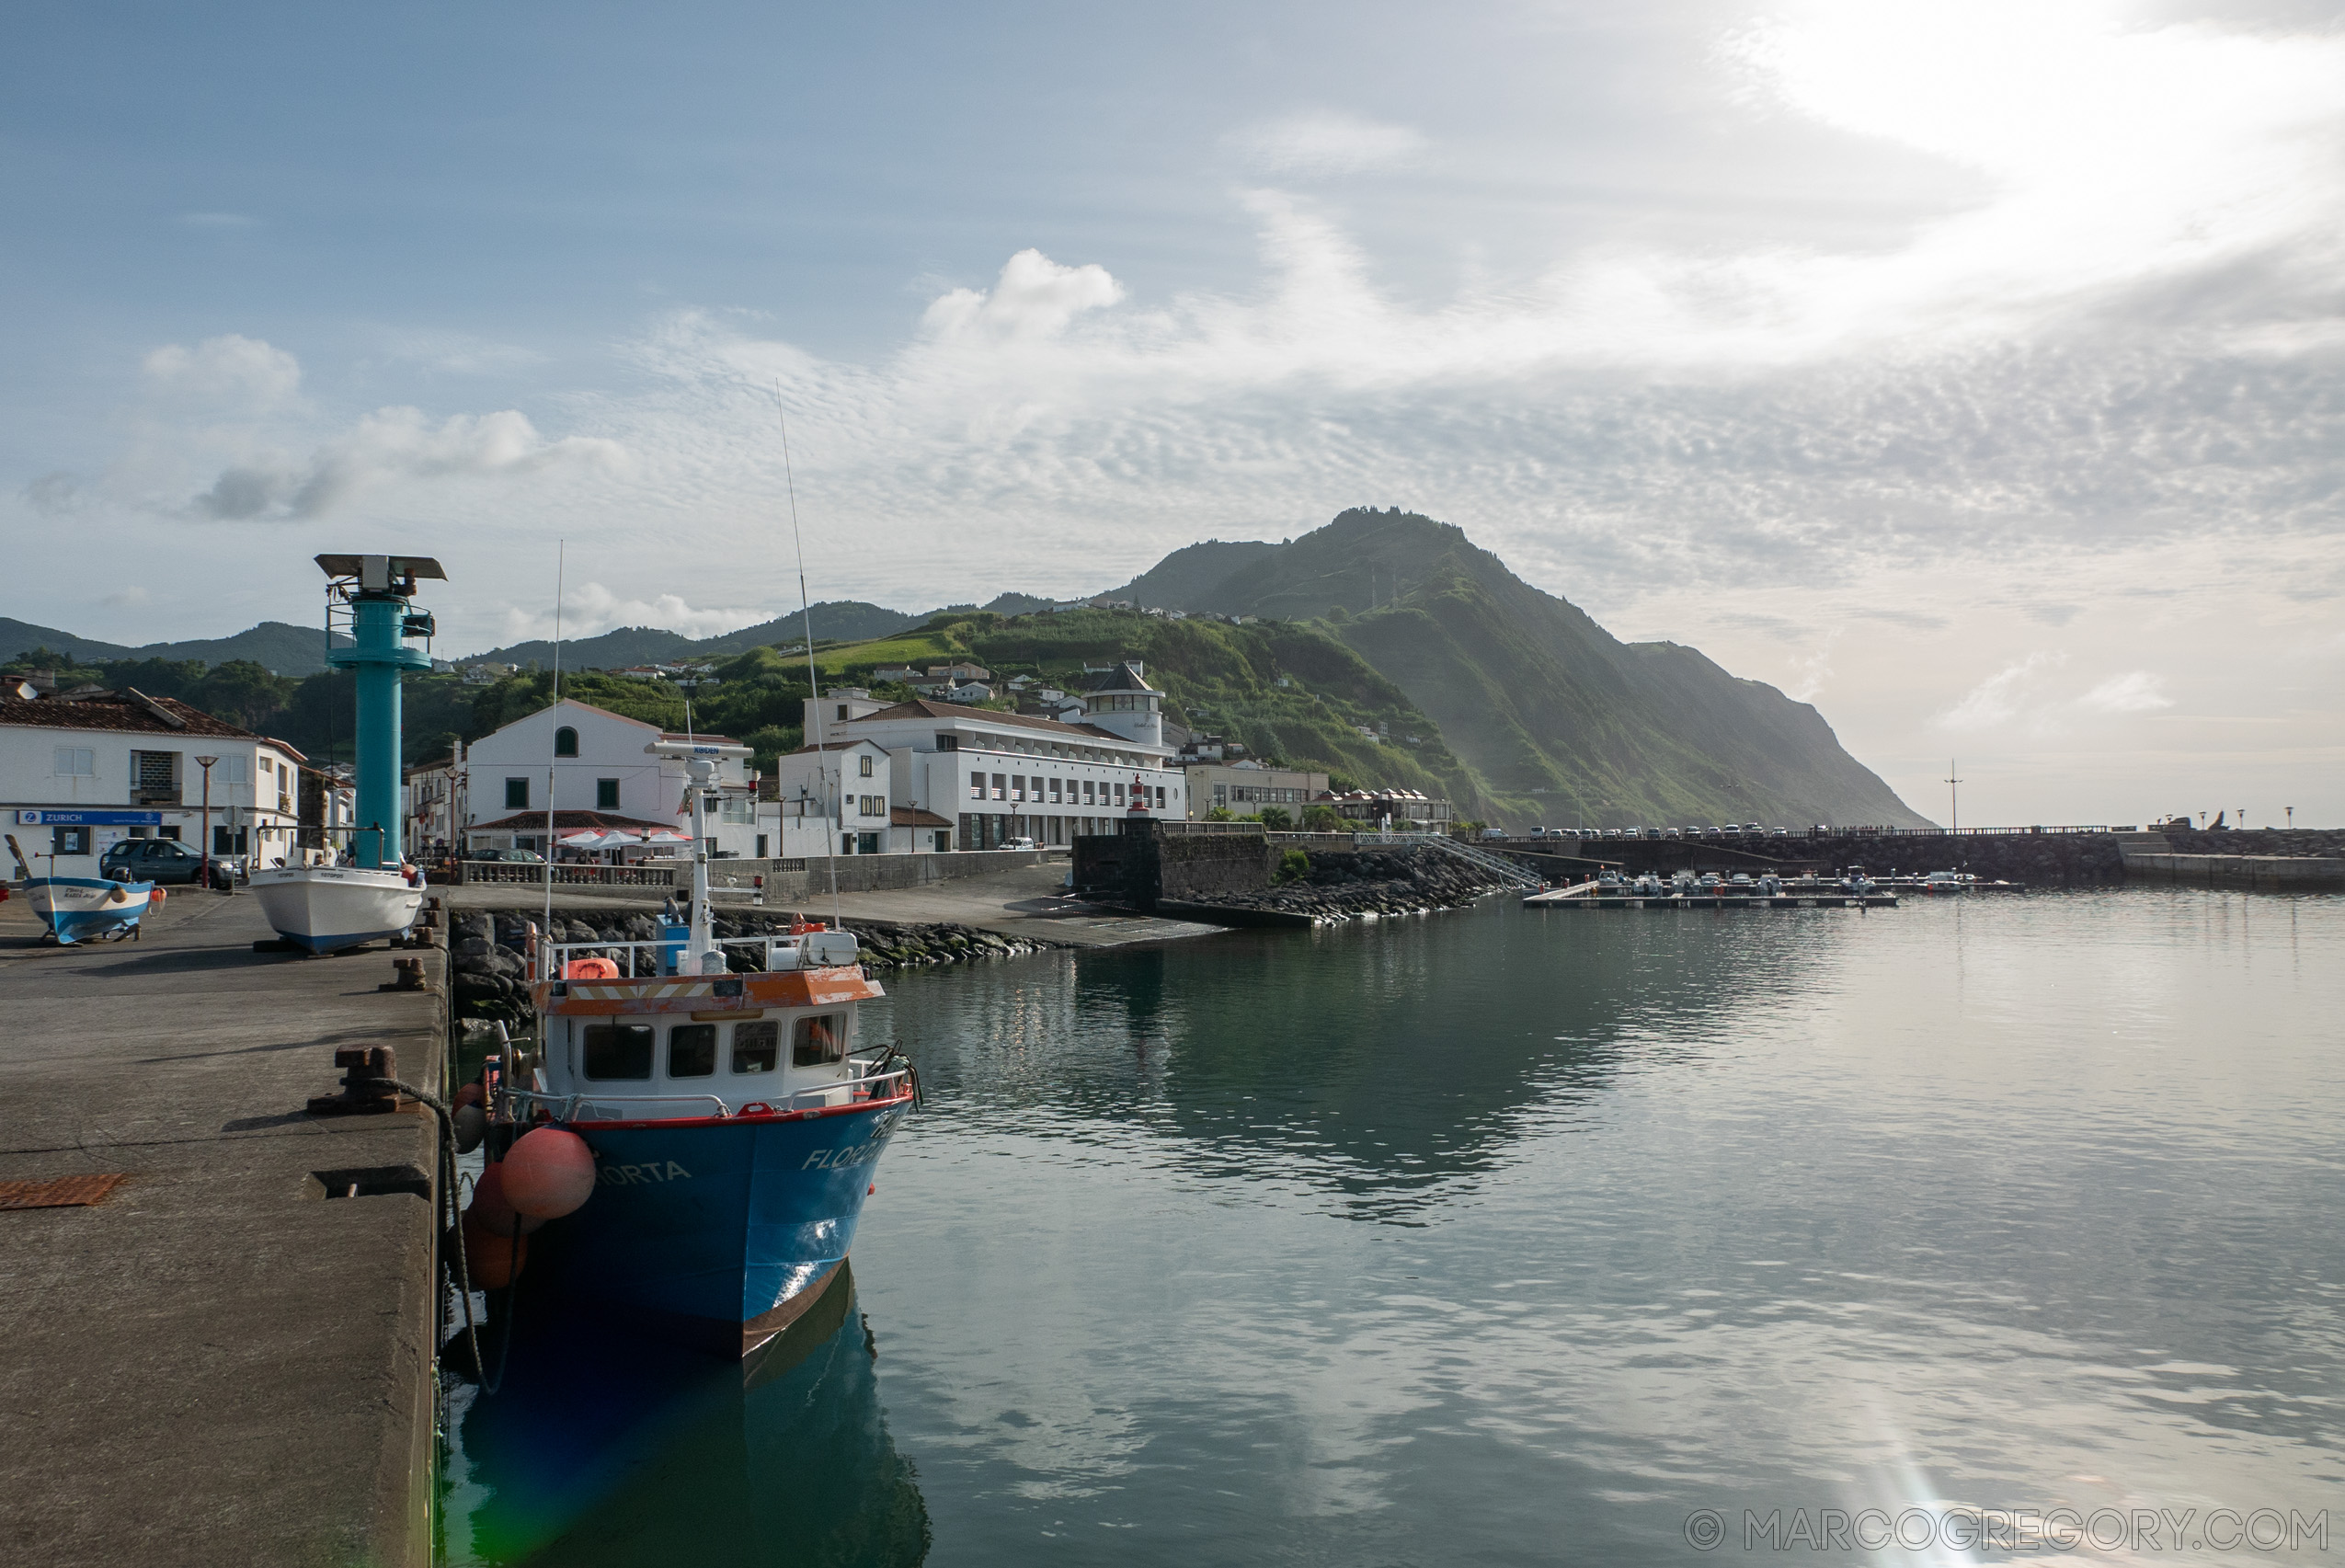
[447,1263,930,1566]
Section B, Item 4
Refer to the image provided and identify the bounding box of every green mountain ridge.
[1106,509,1927,829]
[0,617,340,676]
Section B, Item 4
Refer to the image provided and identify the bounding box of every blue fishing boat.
[18,873,160,944]
[486,740,915,1356]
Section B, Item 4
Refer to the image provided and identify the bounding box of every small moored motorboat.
[20,874,161,944]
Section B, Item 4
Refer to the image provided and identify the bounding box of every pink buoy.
[501,1127,597,1219]
[466,1160,542,1236]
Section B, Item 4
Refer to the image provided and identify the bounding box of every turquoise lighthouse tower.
[318,554,445,869]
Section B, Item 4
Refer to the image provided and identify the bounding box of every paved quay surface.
[444,861,1229,948]
[0,889,441,1568]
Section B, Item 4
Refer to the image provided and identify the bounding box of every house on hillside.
[1182,761,1326,820]
[1,687,306,874]
[457,698,761,857]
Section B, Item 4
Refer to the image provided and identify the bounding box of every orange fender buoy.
[502,1127,597,1219]
[460,1208,527,1288]
[148,887,166,906]
[465,1160,543,1237]
[565,956,620,979]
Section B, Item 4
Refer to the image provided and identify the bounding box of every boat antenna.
[543,539,564,944]
[775,383,843,930]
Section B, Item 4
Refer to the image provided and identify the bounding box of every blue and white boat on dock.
[18,873,160,944]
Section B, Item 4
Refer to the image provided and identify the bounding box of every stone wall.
[1798,832,2128,887]
[2156,828,2345,859]
[1170,843,1521,921]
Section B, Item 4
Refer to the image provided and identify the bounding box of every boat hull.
[25,876,155,944]
[248,865,422,953]
[532,1100,909,1357]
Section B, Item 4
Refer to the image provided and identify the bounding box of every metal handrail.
[531,933,855,982]
[504,1062,911,1123]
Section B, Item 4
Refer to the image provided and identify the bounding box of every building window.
[1012,777,1024,802]
[731,1020,779,1074]
[935,734,958,751]
[505,778,530,810]
[836,704,851,721]
[1115,783,1126,804]
[596,779,620,810]
[1048,777,1061,803]
[554,727,578,758]
[1083,780,1095,805]
[668,1024,717,1078]
[859,755,875,778]
[213,826,248,855]
[52,826,91,855]
[793,1013,846,1067]
[52,747,95,777]
[582,1023,654,1081]
[858,830,881,855]
[755,833,769,858]
[225,755,248,784]
[969,774,985,799]
[991,773,1006,800]
[259,756,273,776]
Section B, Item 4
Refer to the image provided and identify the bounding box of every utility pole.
[194,756,219,890]
[1944,759,1962,835]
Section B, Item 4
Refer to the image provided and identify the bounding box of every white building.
[1,688,306,875]
[1183,761,1330,820]
[458,698,762,857]
[770,660,1183,853]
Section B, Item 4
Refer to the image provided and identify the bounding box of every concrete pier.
[2120,853,2345,891]
[0,891,441,1568]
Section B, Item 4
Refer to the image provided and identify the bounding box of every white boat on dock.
[248,864,424,954]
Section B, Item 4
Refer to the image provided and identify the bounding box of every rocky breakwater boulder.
[1177,844,1521,922]
[708,912,1062,969]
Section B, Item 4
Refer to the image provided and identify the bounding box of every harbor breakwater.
[1077,828,1524,922]
[448,908,1065,1027]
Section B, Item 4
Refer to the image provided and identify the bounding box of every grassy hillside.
[793,607,1476,805]
[1124,508,1927,829]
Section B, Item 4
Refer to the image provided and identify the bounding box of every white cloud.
[2078,670,2173,713]
[1938,652,2066,731]
[921,249,1125,342]
[143,334,302,408]
[191,406,629,521]
[494,581,762,645]
[1234,110,1427,176]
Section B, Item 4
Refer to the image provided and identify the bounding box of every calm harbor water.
[444,889,2345,1565]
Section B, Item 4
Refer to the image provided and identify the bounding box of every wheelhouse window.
[731,1020,779,1074]
[668,1024,716,1078]
[793,1013,846,1067]
[582,1023,654,1080]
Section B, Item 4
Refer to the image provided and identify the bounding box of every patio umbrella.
[639,829,693,847]
[558,829,643,851]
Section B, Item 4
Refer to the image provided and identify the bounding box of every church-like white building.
[459,699,762,857]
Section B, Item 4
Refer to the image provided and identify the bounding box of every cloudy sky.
[5,1,2340,824]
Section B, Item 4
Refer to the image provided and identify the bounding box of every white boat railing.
[501,1059,913,1124]
[532,933,856,982]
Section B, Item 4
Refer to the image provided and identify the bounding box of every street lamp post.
[1945,759,1962,835]
[194,755,219,891]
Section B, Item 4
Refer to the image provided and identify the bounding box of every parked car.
[469,848,545,864]
[98,837,224,887]
[1479,828,1506,841]
[1001,836,1038,851]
